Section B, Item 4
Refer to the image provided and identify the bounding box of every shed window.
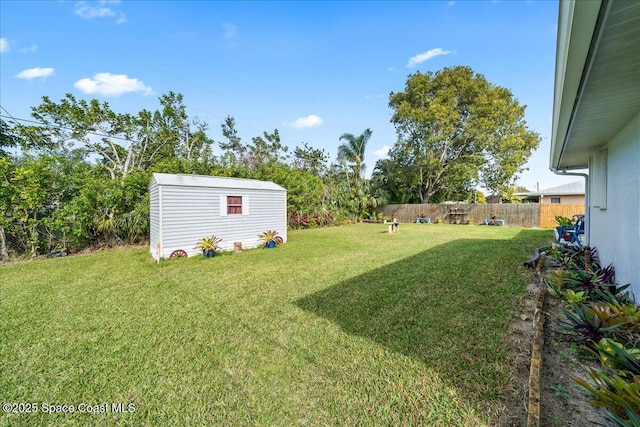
[220,195,249,217]
[227,196,243,214]
[550,197,561,204]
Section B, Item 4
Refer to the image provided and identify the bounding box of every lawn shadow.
[295,231,537,407]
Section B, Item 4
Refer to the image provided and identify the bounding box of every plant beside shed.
[194,235,222,257]
[259,230,283,248]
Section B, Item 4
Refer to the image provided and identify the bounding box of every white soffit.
[552,0,640,170]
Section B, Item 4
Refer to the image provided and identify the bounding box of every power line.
[0,106,56,148]
[0,110,136,143]
[107,50,342,146]
[3,44,344,155]
[3,38,350,156]
[0,109,327,158]
[111,51,232,101]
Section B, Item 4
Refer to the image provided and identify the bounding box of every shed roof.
[151,173,286,192]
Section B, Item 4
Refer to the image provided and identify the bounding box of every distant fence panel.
[539,203,585,228]
[377,203,583,228]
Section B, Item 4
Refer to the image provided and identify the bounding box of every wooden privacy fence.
[377,203,585,228]
[539,203,585,228]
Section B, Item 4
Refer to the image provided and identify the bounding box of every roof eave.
[550,0,603,171]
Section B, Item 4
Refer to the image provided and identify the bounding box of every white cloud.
[223,23,237,39]
[15,67,55,80]
[20,44,38,53]
[74,72,153,97]
[75,4,115,19]
[284,114,323,129]
[0,38,9,53]
[407,48,453,68]
[373,145,391,159]
[74,1,126,23]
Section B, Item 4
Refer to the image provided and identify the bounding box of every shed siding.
[149,180,160,258]
[150,174,287,259]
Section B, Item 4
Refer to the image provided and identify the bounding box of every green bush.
[555,215,573,226]
[546,246,640,426]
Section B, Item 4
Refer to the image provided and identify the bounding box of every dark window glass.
[227,196,242,214]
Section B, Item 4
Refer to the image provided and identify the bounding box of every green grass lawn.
[0,224,551,426]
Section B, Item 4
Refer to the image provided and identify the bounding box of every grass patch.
[0,224,550,426]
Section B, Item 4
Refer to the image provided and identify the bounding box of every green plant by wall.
[545,245,640,426]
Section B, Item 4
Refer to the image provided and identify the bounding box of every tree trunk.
[0,226,8,261]
[30,212,38,257]
[420,184,432,204]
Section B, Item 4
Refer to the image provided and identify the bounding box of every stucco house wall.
[517,181,585,204]
[540,194,584,204]
[549,0,640,299]
[588,111,640,298]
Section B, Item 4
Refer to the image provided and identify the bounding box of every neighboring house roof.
[151,173,286,192]
[550,0,640,171]
[519,181,585,197]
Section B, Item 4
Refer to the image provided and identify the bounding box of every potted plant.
[487,212,500,226]
[194,235,222,257]
[554,216,574,243]
[466,218,473,225]
[555,215,573,226]
[258,230,282,248]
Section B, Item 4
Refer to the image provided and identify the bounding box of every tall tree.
[337,128,372,184]
[137,92,214,169]
[292,142,328,176]
[27,92,214,179]
[0,119,19,157]
[29,94,137,179]
[0,156,14,259]
[382,66,540,203]
[219,116,247,165]
[247,129,288,169]
[8,155,60,256]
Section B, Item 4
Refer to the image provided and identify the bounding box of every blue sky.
[1,0,578,192]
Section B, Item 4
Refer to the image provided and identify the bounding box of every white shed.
[149,173,287,260]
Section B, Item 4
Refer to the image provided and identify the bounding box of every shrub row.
[545,245,640,426]
[289,212,336,229]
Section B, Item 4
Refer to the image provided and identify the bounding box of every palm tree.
[337,128,372,184]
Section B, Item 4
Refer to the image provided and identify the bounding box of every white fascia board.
[550,0,602,170]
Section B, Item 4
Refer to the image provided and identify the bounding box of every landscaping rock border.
[527,251,608,427]
[526,254,546,427]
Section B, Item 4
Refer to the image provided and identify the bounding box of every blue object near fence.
[416,217,432,224]
[557,215,585,245]
[484,218,505,226]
